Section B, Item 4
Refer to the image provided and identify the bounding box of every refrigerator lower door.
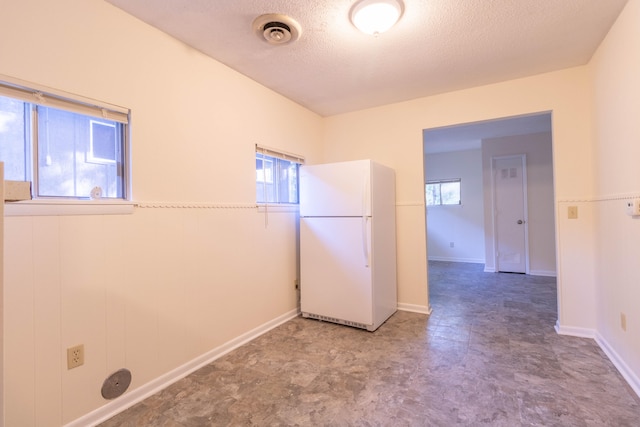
[300,217,373,327]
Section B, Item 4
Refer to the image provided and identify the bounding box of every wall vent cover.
[252,14,301,45]
[101,368,132,400]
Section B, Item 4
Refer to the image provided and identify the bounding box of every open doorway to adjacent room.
[422,112,557,300]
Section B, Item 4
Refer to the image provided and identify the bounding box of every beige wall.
[323,66,596,327]
[590,0,640,390]
[1,0,322,425]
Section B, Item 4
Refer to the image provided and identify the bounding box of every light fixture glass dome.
[350,0,404,35]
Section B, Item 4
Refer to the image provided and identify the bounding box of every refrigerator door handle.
[361,172,370,267]
[362,215,369,267]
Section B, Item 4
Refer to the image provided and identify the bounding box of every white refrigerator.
[299,159,397,332]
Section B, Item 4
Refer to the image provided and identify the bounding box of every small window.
[0,80,129,199]
[426,179,461,206]
[256,145,304,204]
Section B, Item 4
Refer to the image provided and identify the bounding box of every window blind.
[0,80,129,124]
[427,178,461,184]
[255,144,305,164]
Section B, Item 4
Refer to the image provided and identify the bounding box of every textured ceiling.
[105,0,628,117]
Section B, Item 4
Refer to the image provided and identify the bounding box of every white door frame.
[491,154,530,274]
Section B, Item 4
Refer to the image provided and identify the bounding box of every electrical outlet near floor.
[621,313,627,332]
[67,344,84,369]
[568,206,578,219]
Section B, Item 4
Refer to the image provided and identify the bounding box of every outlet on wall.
[67,344,84,369]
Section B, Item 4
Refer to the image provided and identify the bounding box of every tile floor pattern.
[100,261,640,426]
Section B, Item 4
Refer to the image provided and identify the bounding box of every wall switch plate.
[568,206,578,219]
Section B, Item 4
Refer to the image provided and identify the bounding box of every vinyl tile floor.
[100,261,640,426]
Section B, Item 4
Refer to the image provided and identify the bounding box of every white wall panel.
[59,216,109,422]
[590,0,640,391]
[395,206,429,310]
[102,215,129,379]
[32,217,63,426]
[4,217,37,427]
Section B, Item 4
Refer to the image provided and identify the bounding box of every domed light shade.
[350,0,404,35]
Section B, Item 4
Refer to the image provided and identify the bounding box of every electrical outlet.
[67,344,84,369]
[621,313,627,332]
[449,242,455,248]
[568,206,578,219]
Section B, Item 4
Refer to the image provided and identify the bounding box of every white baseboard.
[595,333,640,399]
[554,321,596,338]
[481,267,556,276]
[529,269,557,277]
[67,309,299,427]
[397,303,432,315]
[555,321,640,399]
[428,256,485,264]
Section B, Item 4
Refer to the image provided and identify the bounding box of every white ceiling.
[104,0,628,117]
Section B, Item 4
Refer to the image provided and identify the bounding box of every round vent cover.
[252,14,301,45]
[101,368,132,400]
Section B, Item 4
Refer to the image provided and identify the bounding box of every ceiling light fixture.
[350,0,404,36]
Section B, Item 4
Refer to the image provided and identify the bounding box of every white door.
[493,155,528,273]
[300,217,373,324]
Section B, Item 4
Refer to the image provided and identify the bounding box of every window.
[256,145,304,204]
[426,179,461,206]
[0,80,129,199]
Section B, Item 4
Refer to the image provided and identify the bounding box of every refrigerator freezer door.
[300,217,373,325]
[300,160,371,217]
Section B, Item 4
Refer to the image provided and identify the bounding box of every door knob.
[517,220,524,224]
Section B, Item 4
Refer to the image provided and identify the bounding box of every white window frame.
[1,75,133,216]
[426,178,461,206]
[256,157,274,184]
[255,144,304,206]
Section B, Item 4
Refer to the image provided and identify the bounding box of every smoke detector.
[252,14,301,45]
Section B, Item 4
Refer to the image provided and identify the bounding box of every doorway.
[422,112,557,297]
[492,154,528,273]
